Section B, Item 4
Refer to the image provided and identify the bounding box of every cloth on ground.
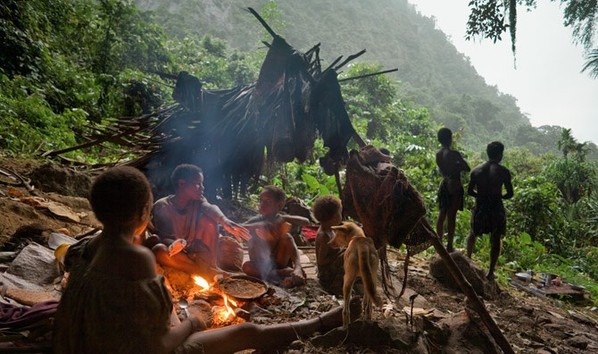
[0,300,58,329]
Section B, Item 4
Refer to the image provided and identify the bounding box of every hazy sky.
[409,0,598,144]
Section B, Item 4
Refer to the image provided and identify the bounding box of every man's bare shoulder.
[497,164,512,177]
[471,163,485,174]
[152,196,173,212]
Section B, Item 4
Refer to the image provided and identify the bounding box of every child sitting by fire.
[242,185,310,288]
[312,195,345,295]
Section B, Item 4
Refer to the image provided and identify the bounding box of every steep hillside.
[134,0,555,154]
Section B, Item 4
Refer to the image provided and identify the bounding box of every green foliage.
[582,49,598,78]
[466,0,598,76]
[508,176,559,242]
[131,0,598,158]
[259,1,286,41]
[0,74,87,152]
[0,0,176,156]
[164,36,258,89]
[545,158,597,204]
[502,232,547,271]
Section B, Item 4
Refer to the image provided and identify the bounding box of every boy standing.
[312,195,344,295]
[466,141,513,280]
[242,186,309,288]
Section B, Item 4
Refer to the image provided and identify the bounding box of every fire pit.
[163,269,269,328]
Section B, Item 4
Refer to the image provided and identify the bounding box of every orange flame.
[193,275,210,290]
[192,275,237,323]
[215,293,238,323]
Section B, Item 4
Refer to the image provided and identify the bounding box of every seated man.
[242,186,309,288]
[151,164,249,278]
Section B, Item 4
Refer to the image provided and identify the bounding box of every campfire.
[188,275,242,326]
[162,268,269,328]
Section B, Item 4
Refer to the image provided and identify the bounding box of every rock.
[28,162,92,197]
[429,250,499,299]
[564,335,589,349]
[398,287,429,308]
[439,311,499,354]
[1,242,60,291]
[311,320,401,349]
[543,323,570,340]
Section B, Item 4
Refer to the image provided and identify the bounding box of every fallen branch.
[339,68,399,82]
[0,167,36,193]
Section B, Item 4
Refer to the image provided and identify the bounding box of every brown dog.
[329,221,382,328]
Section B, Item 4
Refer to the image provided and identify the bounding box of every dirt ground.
[0,155,597,353]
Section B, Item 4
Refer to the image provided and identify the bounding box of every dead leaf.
[7,187,24,198]
[19,196,46,207]
[402,306,433,316]
[46,201,80,223]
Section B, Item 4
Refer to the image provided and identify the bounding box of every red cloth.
[301,225,319,242]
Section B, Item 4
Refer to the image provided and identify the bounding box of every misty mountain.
[134,0,565,154]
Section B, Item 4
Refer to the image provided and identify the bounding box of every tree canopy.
[466,0,598,76]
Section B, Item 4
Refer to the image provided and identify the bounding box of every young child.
[312,195,345,295]
[242,186,309,288]
[54,166,360,354]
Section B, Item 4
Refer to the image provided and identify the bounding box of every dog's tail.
[358,242,383,307]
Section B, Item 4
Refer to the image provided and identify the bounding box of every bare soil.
[0,155,596,353]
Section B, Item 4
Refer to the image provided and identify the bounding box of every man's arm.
[467,171,478,198]
[281,214,310,226]
[201,201,250,241]
[457,152,471,172]
[502,169,514,200]
[152,205,176,245]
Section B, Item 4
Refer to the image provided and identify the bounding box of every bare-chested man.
[435,128,470,252]
[466,141,513,280]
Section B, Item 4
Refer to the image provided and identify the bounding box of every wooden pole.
[428,232,515,354]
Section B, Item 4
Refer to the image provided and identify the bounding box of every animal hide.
[342,148,434,294]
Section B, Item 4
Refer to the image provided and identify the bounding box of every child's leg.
[183,298,362,354]
[274,234,306,286]
[241,260,264,279]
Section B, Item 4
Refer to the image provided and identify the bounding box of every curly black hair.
[90,166,152,229]
[312,195,342,223]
